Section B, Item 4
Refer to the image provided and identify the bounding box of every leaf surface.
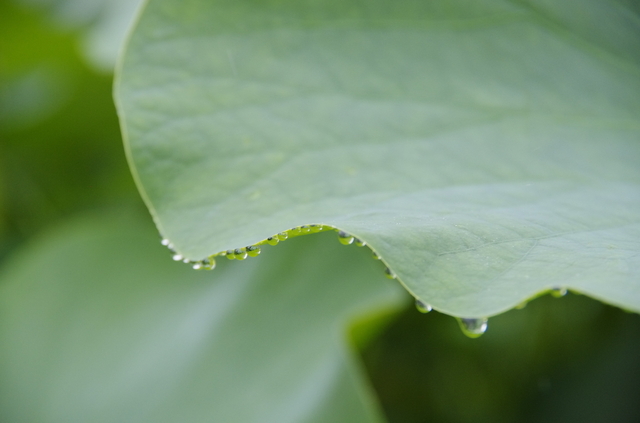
[115,0,640,317]
[0,213,403,422]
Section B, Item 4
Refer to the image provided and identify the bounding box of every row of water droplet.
[161,228,570,339]
[161,239,217,270]
[334,230,492,337]
[336,230,397,280]
[159,224,332,271]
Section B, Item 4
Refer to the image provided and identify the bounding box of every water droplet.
[192,263,202,270]
[226,250,236,260]
[384,267,396,279]
[354,238,366,247]
[172,254,183,261]
[338,231,354,245]
[310,224,323,233]
[372,251,381,260]
[182,258,190,264]
[203,257,216,270]
[167,243,175,251]
[415,299,432,313]
[300,225,312,234]
[458,317,488,338]
[290,227,302,235]
[551,287,567,298]
[266,236,279,246]
[246,246,261,257]
[234,248,248,260]
[277,232,289,241]
[161,239,170,246]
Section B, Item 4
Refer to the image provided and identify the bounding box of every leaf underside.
[115,0,640,317]
[0,214,403,422]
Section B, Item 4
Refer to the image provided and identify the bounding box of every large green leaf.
[115,0,640,317]
[0,213,404,422]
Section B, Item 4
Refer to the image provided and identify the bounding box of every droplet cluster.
[223,246,262,260]
[161,238,216,270]
[159,225,334,271]
[161,231,499,339]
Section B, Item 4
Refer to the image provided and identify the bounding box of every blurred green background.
[1,1,639,422]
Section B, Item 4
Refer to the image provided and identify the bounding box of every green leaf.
[0,213,404,422]
[115,0,640,317]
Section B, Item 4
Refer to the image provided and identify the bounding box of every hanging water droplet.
[172,254,183,261]
[415,299,432,313]
[182,258,190,264]
[551,287,567,297]
[234,248,248,260]
[203,257,216,270]
[290,227,302,235]
[277,232,289,241]
[226,250,236,260]
[300,225,312,233]
[193,263,203,270]
[167,243,175,251]
[458,317,488,338]
[354,238,366,247]
[246,246,261,257]
[384,267,396,279]
[310,224,323,233]
[372,251,381,260]
[161,239,170,246]
[266,236,279,246]
[338,231,354,245]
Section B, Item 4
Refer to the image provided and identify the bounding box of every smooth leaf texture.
[0,213,404,422]
[115,0,640,317]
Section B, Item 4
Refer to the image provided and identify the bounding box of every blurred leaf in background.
[13,0,143,72]
[0,0,137,257]
[0,212,405,423]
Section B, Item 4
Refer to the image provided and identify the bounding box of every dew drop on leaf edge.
[246,246,261,257]
[234,248,248,260]
[384,267,396,279]
[203,258,216,270]
[551,287,568,297]
[458,317,488,338]
[337,231,354,245]
[415,299,432,313]
[310,224,323,233]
